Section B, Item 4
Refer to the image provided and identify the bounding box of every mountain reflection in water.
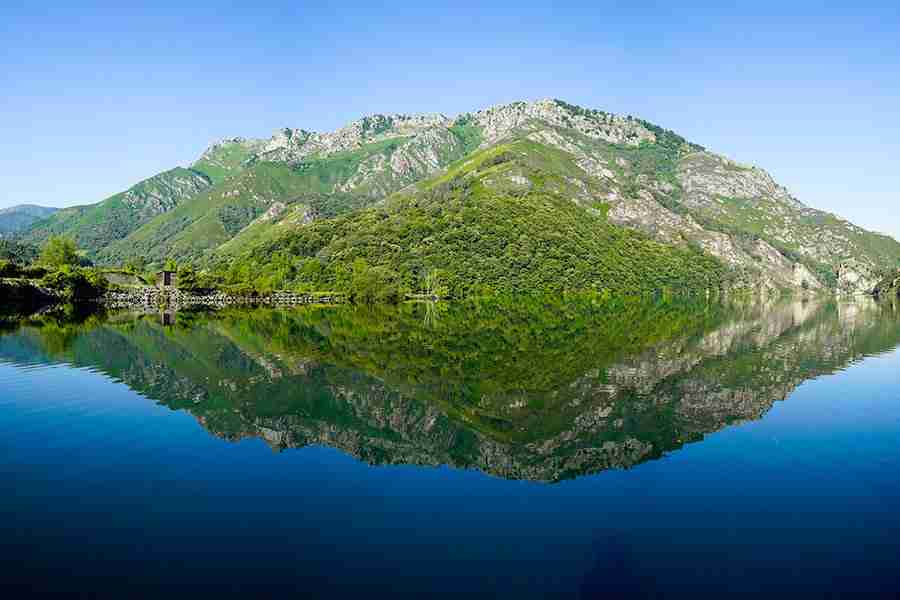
[1,295,898,482]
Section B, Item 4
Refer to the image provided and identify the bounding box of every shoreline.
[100,287,347,309]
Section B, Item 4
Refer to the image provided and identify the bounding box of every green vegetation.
[636,118,705,154]
[448,115,483,155]
[216,139,728,297]
[874,270,900,299]
[293,138,406,193]
[98,162,312,265]
[9,99,899,297]
[192,140,262,184]
[96,128,488,268]
[39,236,80,268]
[39,267,108,300]
[1,237,108,303]
[19,168,212,256]
[0,239,39,264]
[97,135,434,267]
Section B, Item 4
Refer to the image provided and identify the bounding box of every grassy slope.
[100,135,469,266]
[20,167,211,256]
[99,162,310,265]
[225,139,728,296]
[192,141,261,184]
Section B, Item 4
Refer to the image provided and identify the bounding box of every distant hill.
[0,205,57,236]
[18,168,213,253]
[20,99,900,294]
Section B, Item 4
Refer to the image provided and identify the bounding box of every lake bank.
[101,287,347,309]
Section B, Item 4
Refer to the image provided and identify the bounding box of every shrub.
[40,267,108,300]
[177,266,199,291]
[349,259,404,303]
[40,237,80,269]
[0,260,20,278]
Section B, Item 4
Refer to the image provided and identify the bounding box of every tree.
[40,237,80,269]
[177,266,199,291]
[350,259,403,303]
[125,255,147,274]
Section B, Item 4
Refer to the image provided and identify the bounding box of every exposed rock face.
[511,119,827,292]
[678,152,802,210]
[469,98,656,147]
[336,125,466,197]
[256,113,452,163]
[838,260,881,294]
[442,101,899,294]
[673,153,896,293]
[118,169,212,219]
[234,99,661,202]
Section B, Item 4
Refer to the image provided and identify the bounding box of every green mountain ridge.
[19,167,213,252]
[17,98,900,295]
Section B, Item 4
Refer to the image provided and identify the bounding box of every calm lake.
[2,296,900,597]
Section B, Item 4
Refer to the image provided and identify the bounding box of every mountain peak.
[460,97,657,148]
[251,111,452,165]
[27,97,897,297]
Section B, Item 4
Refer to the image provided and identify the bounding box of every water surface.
[2,297,899,597]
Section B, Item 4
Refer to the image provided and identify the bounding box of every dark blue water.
[1,298,899,597]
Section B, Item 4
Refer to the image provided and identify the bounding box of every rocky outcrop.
[874,271,900,299]
[255,113,452,164]
[838,260,881,295]
[675,152,897,293]
[118,169,212,219]
[470,99,656,147]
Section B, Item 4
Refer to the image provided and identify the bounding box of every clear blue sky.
[3,1,899,238]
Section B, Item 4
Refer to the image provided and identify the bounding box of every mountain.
[95,114,479,266]
[18,168,213,253]
[223,138,727,297]
[20,99,900,294]
[0,205,57,236]
[207,100,900,294]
